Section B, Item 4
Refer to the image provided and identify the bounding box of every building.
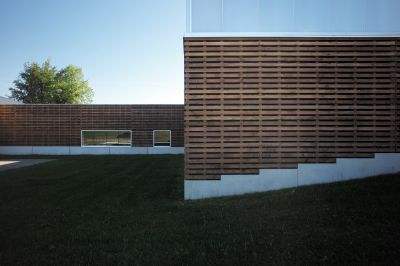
[1,0,400,200]
[184,0,400,199]
[0,104,183,155]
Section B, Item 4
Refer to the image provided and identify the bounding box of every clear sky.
[0,0,186,104]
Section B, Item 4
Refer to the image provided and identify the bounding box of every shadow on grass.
[0,155,399,265]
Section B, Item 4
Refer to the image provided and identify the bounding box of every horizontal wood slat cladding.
[0,105,184,147]
[184,37,400,180]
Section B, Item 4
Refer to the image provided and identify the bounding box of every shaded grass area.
[0,155,400,265]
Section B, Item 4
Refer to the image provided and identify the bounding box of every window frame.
[153,130,171,147]
[81,130,132,147]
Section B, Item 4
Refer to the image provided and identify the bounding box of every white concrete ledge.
[185,153,400,200]
[184,32,400,38]
[0,146,184,155]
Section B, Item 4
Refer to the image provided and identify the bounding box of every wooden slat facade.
[184,37,400,180]
[0,104,184,147]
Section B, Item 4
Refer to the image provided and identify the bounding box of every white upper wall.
[186,0,400,36]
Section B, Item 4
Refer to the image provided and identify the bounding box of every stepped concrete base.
[185,153,400,200]
[0,146,184,155]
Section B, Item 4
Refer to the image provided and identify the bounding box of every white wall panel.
[188,0,400,34]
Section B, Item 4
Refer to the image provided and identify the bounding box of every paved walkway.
[0,159,54,172]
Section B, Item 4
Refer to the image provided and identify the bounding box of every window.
[153,130,171,147]
[81,130,131,147]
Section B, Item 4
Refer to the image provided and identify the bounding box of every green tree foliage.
[9,60,93,104]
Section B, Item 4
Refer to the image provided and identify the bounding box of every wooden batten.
[0,105,184,147]
[184,37,400,180]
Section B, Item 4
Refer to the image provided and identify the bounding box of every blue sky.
[0,0,186,104]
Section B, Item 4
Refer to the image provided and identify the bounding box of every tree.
[9,60,93,104]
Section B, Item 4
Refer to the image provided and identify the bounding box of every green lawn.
[0,155,399,265]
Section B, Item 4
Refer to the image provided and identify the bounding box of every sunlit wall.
[187,0,400,35]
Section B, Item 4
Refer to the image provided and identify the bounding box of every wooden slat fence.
[184,37,400,180]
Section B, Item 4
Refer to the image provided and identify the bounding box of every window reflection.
[82,130,131,147]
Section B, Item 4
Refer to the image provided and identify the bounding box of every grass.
[0,155,400,265]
